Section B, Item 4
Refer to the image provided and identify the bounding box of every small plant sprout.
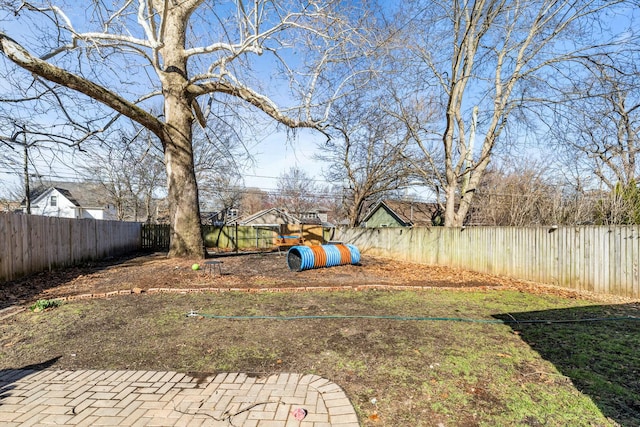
[30,299,63,312]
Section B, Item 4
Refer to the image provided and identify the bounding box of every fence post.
[235,223,238,253]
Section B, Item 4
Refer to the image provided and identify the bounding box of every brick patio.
[0,369,359,426]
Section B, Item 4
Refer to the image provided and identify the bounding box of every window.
[50,196,57,207]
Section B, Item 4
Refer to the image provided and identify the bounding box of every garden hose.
[186,310,639,324]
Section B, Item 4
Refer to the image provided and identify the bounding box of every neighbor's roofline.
[361,200,407,225]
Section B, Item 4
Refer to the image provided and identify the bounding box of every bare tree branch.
[0,33,165,136]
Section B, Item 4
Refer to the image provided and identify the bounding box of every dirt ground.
[1,250,599,310]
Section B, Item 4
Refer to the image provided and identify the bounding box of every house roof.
[24,182,113,209]
[298,216,322,225]
[362,199,440,226]
[230,207,301,226]
[306,206,330,214]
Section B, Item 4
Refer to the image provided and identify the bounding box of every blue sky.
[244,129,327,189]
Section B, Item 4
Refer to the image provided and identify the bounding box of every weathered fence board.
[141,223,171,250]
[1,213,141,282]
[6,214,638,299]
[335,225,640,299]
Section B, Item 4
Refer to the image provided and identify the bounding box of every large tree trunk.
[348,193,363,227]
[160,3,204,258]
[162,119,203,257]
[444,185,459,226]
[443,127,462,226]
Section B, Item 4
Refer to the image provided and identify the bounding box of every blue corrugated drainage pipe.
[324,244,340,267]
[346,244,360,264]
[287,244,361,272]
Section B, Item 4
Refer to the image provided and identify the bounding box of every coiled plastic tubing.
[287,244,361,271]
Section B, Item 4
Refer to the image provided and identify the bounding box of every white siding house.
[23,185,117,220]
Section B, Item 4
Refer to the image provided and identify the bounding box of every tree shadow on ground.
[494,303,640,426]
[0,251,157,310]
[0,356,62,405]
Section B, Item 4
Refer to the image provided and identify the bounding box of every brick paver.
[0,369,359,426]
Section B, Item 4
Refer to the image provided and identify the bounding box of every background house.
[230,207,301,226]
[20,183,117,220]
[227,207,326,246]
[297,206,333,226]
[360,199,442,227]
[201,208,239,226]
[1,199,21,212]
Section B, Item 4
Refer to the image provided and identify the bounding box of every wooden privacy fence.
[141,223,171,250]
[0,212,141,282]
[335,225,640,299]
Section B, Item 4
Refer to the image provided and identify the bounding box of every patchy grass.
[1,289,637,426]
[495,304,640,427]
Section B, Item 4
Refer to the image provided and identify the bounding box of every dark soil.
[1,250,585,309]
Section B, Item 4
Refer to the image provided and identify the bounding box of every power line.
[244,173,329,183]
[1,169,433,203]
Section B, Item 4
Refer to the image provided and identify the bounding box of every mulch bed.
[1,250,628,310]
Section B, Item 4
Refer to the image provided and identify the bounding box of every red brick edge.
[47,284,504,303]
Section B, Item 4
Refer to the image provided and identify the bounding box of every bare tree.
[192,115,251,218]
[470,161,640,226]
[136,150,167,223]
[317,87,415,226]
[469,164,561,226]
[551,59,639,183]
[240,187,270,216]
[396,0,627,227]
[316,184,345,225]
[0,1,370,257]
[0,73,105,210]
[199,173,245,220]
[81,151,132,221]
[539,37,640,224]
[79,127,165,221]
[271,166,319,217]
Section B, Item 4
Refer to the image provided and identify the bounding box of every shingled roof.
[362,199,441,227]
[25,181,113,208]
[229,207,301,226]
